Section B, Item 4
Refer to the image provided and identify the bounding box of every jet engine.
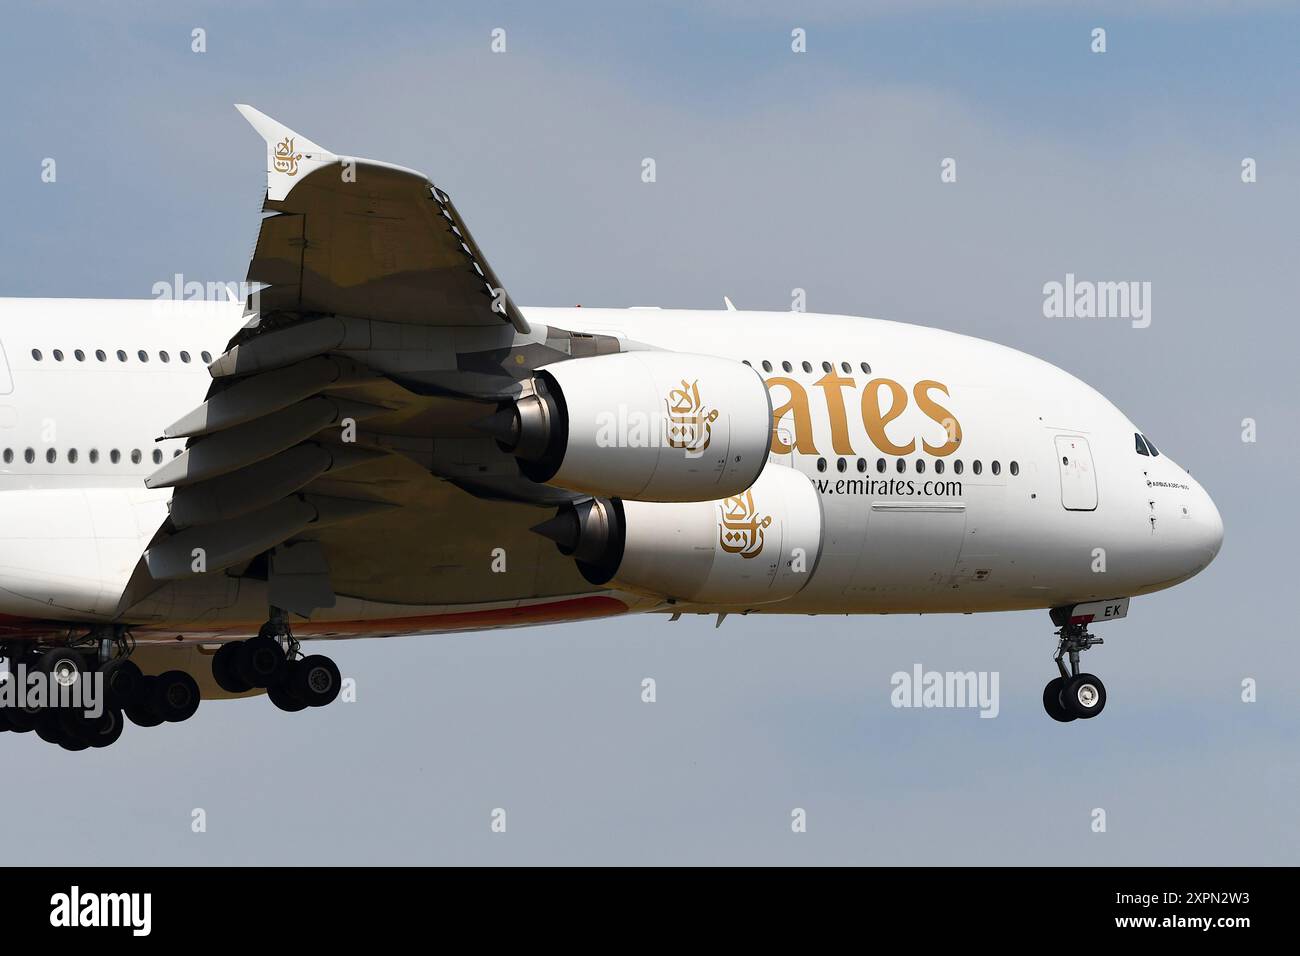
[489,351,772,502]
[533,464,824,606]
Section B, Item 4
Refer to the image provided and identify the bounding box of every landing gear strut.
[211,608,343,713]
[1042,621,1107,722]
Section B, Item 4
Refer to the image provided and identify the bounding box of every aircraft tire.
[1062,673,1106,720]
[1042,678,1076,722]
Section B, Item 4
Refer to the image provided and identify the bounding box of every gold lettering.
[765,377,819,455]
[813,371,856,455]
[860,378,916,456]
[273,137,302,176]
[664,378,719,452]
[913,380,962,456]
[718,491,773,559]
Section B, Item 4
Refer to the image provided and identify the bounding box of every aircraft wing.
[234,104,529,333]
[117,107,622,620]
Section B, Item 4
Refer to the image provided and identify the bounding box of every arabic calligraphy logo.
[664,379,720,453]
[273,136,303,177]
[718,491,773,559]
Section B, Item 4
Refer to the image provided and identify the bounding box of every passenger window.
[973,460,983,475]
[53,350,64,361]
[954,460,964,475]
[160,351,170,363]
[895,458,906,474]
[856,458,866,472]
[24,449,34,463]
[152,449,163,464]
[74,349,85,362]
[840,361,851,374]
[801,361,812,373]
[180,351,191,363]
[201,351,213,363]
[860,362,871,374]
[761,360,772,372]
[915,459,925,473]
[992,461,1001,476]
[2,449,10,464]
[821,361,832,373]
[816,457,827,472]
[116,350,127,362]
[96,350,106,362]
[876,458,885,473]
[781,360,792,372]
[137,350,149,363]
[836,457,847,472]
[89,450,99,463]
[46,448,56,464]
[1010,461,1019,476]
[31,349,41,361]
[110,450,121,464]
[68,449,78,464]
[935,459,944,474]
[131,449,142,464]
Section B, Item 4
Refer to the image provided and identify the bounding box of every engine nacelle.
[496,351,772,502]
[534,464,824,606]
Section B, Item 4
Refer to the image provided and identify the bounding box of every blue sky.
[1,1,1296,864]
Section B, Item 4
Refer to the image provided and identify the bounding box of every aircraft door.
[1054,435,1098,511]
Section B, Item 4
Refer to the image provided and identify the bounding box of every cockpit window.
[1142,435,1159,457]
[1135,433,1149,456]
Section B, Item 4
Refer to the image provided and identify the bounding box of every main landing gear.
[1042,621,1107,722]
[210,610,342,713]
[0,630,200,750]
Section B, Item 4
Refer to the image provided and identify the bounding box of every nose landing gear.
[1043,621,1107,722]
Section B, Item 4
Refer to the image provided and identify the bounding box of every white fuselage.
[0,298,1223,641]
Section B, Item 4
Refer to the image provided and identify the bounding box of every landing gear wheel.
[152,670,201,723]
[289,655,341,708]
[5,704,39,733]
[1063,673,1106,719]
[100,658,143,708]
[57,709,95,749]
[1042,677,1077,723]
[35,709,64,745]
[84,706,126,748]
[57,728,90,752]
[235,636,286,689]
[267,676,308,713]
[212,642,251,693]
[125,676,164,728]
[37,647,87,698]
[36,712,74,749]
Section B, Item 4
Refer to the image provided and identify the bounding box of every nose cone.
[1197,482,1225,565]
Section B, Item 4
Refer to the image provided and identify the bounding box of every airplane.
[0,106,1223,750]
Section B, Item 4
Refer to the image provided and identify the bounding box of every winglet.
[235,104,337,201]
[723,296,737,312]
